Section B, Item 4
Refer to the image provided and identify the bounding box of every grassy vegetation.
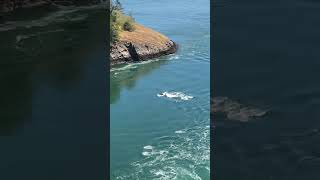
[110,0,135,43]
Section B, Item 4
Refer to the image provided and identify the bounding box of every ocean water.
[110,0,210,179]
[0,7,108,179]
[214,0,320,179]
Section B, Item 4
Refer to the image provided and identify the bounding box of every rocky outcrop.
[110,24,178,66]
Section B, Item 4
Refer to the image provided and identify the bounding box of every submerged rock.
[211,97,268,122]
[110,24,178,65]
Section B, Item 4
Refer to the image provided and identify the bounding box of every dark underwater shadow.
[110,59,169,104]
[0,6,108,180]
[213,0,320,179]
[0,7,105,134]
[0,65,32,135]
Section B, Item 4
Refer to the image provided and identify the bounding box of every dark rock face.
[126,43,141,61]
[110,40,178,66]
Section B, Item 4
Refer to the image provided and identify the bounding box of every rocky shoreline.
[110,24,178,66]
[1,3,177,65]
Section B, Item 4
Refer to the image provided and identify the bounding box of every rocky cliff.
[110,24,178,66]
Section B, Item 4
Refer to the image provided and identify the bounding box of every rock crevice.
[126,43,140,61]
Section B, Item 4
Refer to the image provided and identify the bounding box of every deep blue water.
[110,0,210,179]
[0,7,108,180]
[214,0,320,179]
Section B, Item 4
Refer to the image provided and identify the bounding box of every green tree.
[110,0,135,43]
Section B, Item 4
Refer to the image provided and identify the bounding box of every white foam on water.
[110,64,137,72]
[187,50,199,56]
[110,58,164,73]
[159,150,167,155]
[142,152,152,156]
[175,130,186,134]
[168,55,180,60]
[154,169,166,176]
[115,125,210,179]
[157,92,194,101]
[143,145,153,150]
[135,58,162,65]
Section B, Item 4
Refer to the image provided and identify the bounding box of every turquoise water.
[110,0,210,179]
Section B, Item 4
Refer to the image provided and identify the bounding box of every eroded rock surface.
[110,24,178,65]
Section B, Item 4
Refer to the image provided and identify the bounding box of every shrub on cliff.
[110,9,119,43]
[110,23,119,44]
[110,0,135,43]
[123,18,135,32]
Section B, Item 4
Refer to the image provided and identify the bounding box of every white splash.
[110,64,137,72]
[168,55,180,60]
[175,130,186,134]
[157,92,193,101]
[143,145,153,150]
[142,152,152,156]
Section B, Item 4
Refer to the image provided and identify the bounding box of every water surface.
[214,0,320,179]
[110,0,210,179]
[0,6,108,180]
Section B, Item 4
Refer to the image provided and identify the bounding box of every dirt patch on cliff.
[119,24,170,47]
[110,23,177,65]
